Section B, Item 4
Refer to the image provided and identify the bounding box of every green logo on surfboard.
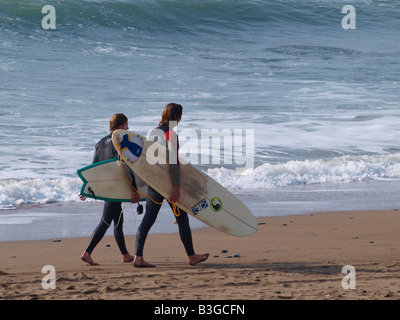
[210,197,222,212]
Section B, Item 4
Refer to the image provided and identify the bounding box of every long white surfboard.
[77,159,147,202]
[112,129,257,237]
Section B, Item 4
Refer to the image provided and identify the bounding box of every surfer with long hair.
[133,103,209,268]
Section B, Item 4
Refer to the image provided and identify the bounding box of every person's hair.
[110,113,128,131]
[159,103,183,127]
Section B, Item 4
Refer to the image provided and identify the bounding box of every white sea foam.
[208,153,400,189]
[2,153,400,208]
[0,177,83,207]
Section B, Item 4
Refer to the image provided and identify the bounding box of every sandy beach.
[1,210,400,301]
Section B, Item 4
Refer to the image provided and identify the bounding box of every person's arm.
[166,131,180,203]
[124,164,140,203]
[80,149,98,201]
[168,170,180,203]
[92,149,99,164]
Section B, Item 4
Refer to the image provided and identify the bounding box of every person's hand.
[79,195,87,201]
[131,191,140,203]
[168,186,180,203]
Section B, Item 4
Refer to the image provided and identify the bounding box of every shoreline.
[2,179,400,243]
[1,209,400,300]
[0,201,208,242]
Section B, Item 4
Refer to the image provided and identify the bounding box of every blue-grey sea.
[1,0,399,241]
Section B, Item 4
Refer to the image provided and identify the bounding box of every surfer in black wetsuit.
[80,113,140,266]
[133,103,209,268]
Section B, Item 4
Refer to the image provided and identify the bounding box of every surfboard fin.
[88,186,96,199]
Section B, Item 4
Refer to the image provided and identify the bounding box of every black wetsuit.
[135,124,195,257]
[85,133,137,255]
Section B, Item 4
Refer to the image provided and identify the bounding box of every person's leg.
[133,187,163,267]
[170,203,209,266]
[81,201,114,265]
[110,202,127,254]
[170,206,194,256]
[110,202,134,262]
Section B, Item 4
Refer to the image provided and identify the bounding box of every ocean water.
[1,0,400,240]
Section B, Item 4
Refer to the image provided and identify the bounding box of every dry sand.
[1,210,400,300]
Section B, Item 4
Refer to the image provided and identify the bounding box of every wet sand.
[1,210,400,300]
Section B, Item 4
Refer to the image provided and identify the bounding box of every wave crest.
[0,177,82,208]
[208,153,400,189]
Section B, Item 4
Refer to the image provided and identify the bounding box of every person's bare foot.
[189,253,209,266]
[81,251,99,265]
[133,256,156,268]
[122,253,135,263]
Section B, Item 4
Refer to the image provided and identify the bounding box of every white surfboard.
[112,129,257,237]
[77,159,147,202]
